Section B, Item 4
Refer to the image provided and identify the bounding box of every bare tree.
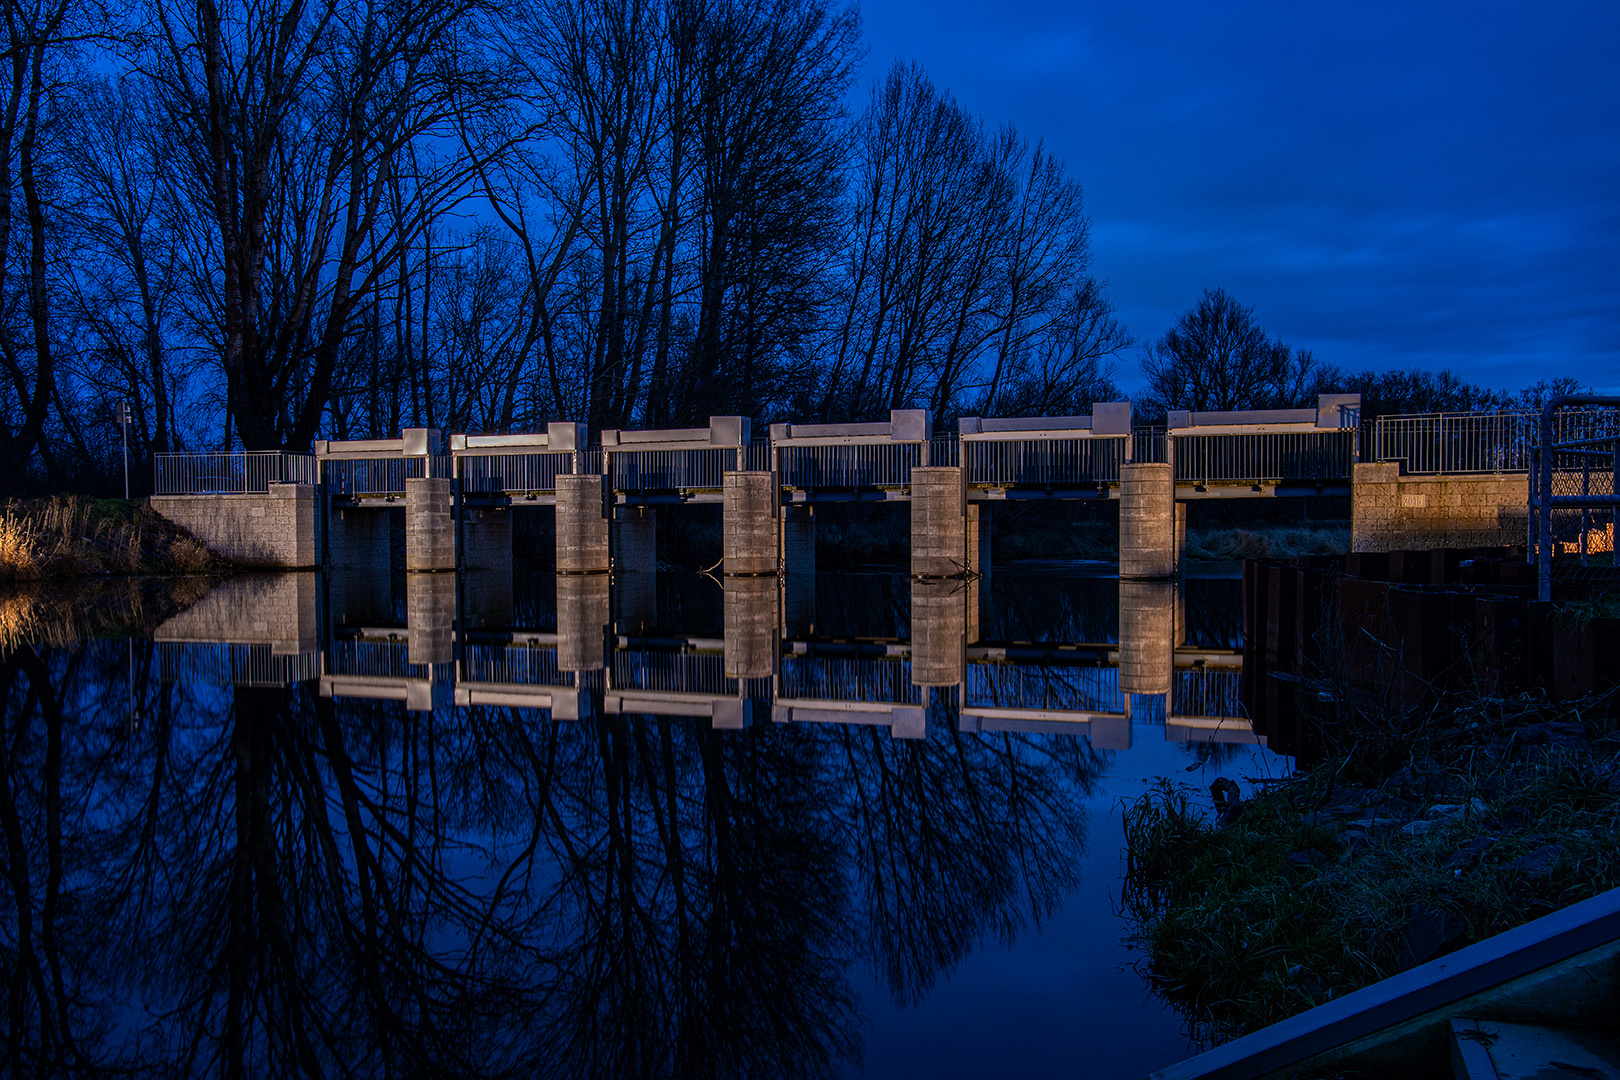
[1138,287,1323,420]
[142,0,509,451]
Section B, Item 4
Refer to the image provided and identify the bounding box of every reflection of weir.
[320,637,447,712]
[152,574,320,687]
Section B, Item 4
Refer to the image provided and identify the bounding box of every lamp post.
[116,399,130,499]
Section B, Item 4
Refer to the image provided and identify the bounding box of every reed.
[0,496,220,580]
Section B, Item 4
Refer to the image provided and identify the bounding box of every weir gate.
[153,397,1401,581]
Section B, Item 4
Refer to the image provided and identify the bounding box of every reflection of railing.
[779,656,924,704]
[463,642,566,686]
[964,438,1123,486]
[325,456,450,497]
[156,642,319,686]
[964,663,1123,714]
[327,639,436,678]
[612,650,731,695]
[459,452,576,497]
[1174,431,1355,485]
[153,452,317,494]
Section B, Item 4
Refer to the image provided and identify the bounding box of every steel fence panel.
[1372,413,1535,474]
[153,452,316,494]
[459,452,576,497]
[1173,431,1354,485]
[609,448,735,492]
[963,437,1123,486]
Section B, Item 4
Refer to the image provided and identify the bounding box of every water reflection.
[0,553,1265,1075]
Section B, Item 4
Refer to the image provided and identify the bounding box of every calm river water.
[0,557,1288,1078]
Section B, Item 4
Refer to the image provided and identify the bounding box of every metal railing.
[1133,428,1169,464]
[153,452,317,494]
[778,442,925,489]
[459,452,576,497]
[1174,431,1355,485]
[609,448,739,493]
[1532,399,1620,598]
[963,437,1123,486]
[325,456,451,497]
[963,663,1123,714]
[744,441,774,471]
[1372,412,1535,474]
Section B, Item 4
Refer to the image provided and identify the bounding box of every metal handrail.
[153,451,317,494]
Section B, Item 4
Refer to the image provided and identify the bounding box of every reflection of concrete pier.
[910,577,965,688]
[723,575,777,680]
[406,572,456,666]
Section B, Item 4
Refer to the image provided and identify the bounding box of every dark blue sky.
[856,0,1620,397]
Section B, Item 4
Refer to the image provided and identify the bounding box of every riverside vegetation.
[0,496,221,580]
[1121,680,1620,1046]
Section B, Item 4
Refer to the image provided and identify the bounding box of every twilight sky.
[854,0,1620,397]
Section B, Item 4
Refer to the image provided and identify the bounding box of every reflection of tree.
[2,640,1105,1076]
[827,725,1101,1003]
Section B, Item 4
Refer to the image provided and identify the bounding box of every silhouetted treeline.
[0,0,1584,495]
[0,0,1129,493]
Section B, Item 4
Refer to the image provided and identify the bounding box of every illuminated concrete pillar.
[911,467,966,577]
[967,503,991,578]
[1175,501,1187,576]
[404,477,454,572]
[555,474,610,573]
[1120,462,1176,579]
[406,571,456,666]
[723,471,777,575]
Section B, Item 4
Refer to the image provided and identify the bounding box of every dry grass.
[1184,525,1351,561]
[0,496,225,580]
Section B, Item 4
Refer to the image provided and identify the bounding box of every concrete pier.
[723,471,777,575]
[555,474,610,573]
[1118,578,1176,696]
[911,466,966,577]
[910,577,965,687]
[404,477,454,572]
[1120,462,1176,579]
[406,571,456,665]
[723,575,778,680]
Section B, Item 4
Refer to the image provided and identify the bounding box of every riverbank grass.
[1122,693,1620,1043]
[0,496,220,580]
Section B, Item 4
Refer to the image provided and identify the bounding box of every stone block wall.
[1352,462,1529,552]
[149,484,318,568]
